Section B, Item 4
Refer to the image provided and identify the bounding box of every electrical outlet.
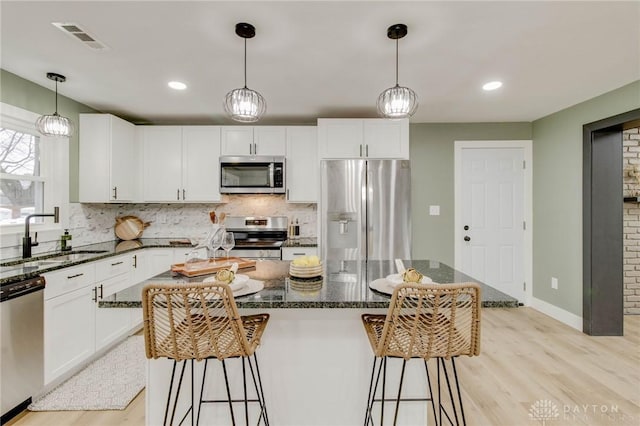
[551,277,558,290]
[429,205,440,216]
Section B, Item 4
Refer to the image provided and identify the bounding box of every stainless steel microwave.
[219,156,286,194]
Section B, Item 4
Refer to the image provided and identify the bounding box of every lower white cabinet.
[281,246,318,260]
[94,272,133,352]
[44,285,96,385]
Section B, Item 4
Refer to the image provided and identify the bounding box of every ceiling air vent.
[52,22,109,50]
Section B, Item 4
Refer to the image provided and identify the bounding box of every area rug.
[29,335,145,411]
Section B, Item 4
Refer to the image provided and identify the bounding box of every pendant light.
[377,24,418,119]
[224,22,266,123]
[35,72,74,137]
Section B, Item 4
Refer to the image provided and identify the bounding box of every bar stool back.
[143,282,270,426]
[362,282,481,426]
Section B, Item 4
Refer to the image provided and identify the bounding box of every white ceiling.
[2,1,639,125]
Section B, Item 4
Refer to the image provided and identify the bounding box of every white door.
[142,126,182,201]
[182,126,222,202]
[459,147,525,302]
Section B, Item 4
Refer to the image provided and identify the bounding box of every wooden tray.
[171,257,256,277]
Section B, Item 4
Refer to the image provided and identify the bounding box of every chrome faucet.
[23,206,60,258]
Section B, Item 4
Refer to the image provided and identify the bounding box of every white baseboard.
[531,297,583,331]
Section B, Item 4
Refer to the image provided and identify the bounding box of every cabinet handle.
[92,286,97,302]
[292,252,306,255]
[254,143,257,155]
[113,186,118,200]
[249,143,253,155]
[365,144,369,157]
[111,261,124,266]
[67,273,84,279]
[99,284,103,299]
[182,189,186,200]
[286,189,289,200]
[177,189,180,200]
[359,144,363,157]
[133,254,137,268]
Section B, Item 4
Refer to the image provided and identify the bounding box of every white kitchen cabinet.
[94,272,132,351]
[286,126,318,203]
[142,126,222,202]
[318,118,409,159]
[44,285,95,385]
[281,246,318,260]
[131,250,148,284]
[147,248,175,276]
[79,114,138,202]
[221,126,286,156]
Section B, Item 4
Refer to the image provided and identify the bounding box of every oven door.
[230,248,282,260]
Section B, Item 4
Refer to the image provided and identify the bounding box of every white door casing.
[454,141,532,305]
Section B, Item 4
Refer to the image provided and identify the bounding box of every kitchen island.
[103,260,516,426]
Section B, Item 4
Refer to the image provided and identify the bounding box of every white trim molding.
[531,297,583,331]
[454,139,533,306]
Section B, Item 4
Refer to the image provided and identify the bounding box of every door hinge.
[523,221,526,230]
[523,160,526,169]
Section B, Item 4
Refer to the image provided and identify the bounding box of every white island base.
[146,309,432,426]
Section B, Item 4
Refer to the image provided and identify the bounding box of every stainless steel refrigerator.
[320,159,412,262]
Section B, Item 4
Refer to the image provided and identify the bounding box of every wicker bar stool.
[142,282,270,426]
[362,282,481,426]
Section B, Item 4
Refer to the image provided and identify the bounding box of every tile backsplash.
[1,195,317,258]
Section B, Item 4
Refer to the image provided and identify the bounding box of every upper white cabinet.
[286,126,318,203]
[141,126,222,202]
[318,118,409,159]
[79,114,137,202]
[221,126,286,156]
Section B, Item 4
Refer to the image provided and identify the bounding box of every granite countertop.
[100,259,519,309]
[0,238,191,286]
[282,237,317,248]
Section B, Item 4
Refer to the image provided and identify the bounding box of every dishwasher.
[1,275,45,423]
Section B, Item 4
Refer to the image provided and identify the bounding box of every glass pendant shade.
[224,86,266,123]
[35,112,74,137]
[36,72,73,137]
[377,84,418,119]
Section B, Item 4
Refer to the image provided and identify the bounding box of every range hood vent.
[52,22,109,50]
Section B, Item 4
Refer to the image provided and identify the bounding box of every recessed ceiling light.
[168,81,187,90]
[482,81,503,91]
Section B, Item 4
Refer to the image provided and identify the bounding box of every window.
[0,102,68,238]
[0,128,45,225]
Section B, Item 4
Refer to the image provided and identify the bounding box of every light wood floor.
[7,308,639,426]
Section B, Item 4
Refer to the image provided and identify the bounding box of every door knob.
[463,225,469,230]
[464,236,471,242]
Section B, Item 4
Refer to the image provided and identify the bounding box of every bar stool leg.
[423,360,439,426]
[392,359,407,426]
[163,360,178,426]
[451,358,466,426]
[167,360,188,426]
[247,353,270,426]
[196,360,209,426]
[242,357,249,426]
[440,358,460,426]
[221,359,237,426]
[381,357,387,425]
[364,357,379,426]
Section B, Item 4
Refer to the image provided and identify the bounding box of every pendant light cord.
[395,38,399,86]
[55,80,59,114]
[244,38,248,89]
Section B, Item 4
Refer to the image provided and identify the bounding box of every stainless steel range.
[224,216,288,260]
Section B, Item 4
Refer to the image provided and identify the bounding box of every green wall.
[532,80,640,316]
[409,122,532,264]
[0,69,96,202]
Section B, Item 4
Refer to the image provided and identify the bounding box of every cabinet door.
[131,250,149,284]
[142,126,183,201]
[363,119,409,159]
[286,127,318,202]
[318,119,363,159]
[148,249,175,277]
[44,286,95,385]
[109,116,137,201]
[94,273,132,351]
[254,127,286,156]
[221,126,253,155]
[182,126,222,202]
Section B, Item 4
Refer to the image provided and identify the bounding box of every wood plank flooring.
[6,308,639,426]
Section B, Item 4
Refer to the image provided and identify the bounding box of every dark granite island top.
[101,259,518,309]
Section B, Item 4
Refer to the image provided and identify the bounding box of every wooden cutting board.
[114,215,150,240]
[171,257,257,277]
